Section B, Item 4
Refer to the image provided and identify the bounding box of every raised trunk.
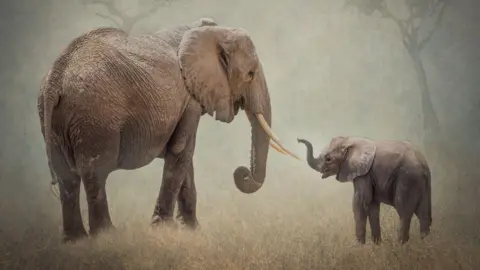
[234,106,271,194]
[297,138,322,172]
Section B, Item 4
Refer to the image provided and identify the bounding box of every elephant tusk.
[256,113,302,160]
[244,110,286,155]
[269,140,287,155]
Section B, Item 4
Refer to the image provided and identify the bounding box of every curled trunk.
[234,107,271,194]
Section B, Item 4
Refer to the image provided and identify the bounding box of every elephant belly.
[117,130,171,170]
[373,188,395,206]
[374,194,394,206]
[117,146,164,170]
[115,97,187,170]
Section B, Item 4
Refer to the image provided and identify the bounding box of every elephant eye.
[325,155,332,162]
[247,70,255,80]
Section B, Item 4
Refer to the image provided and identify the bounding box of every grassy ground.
[1,153,479,270]
[1,207,479,270]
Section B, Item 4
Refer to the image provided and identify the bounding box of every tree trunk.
[407,46,442,150]
[122,21,135,34]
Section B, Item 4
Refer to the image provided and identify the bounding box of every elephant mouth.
[233,96,245,116]
[319,165,335,179]
[209,96,245,123]
[321,171,335,179]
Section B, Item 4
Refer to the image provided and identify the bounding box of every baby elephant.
[297,136,432,244]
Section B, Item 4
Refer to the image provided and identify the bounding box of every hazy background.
[0,0,479,269]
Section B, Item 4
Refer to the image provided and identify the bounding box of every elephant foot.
[62,230,88,244]
[89,222,116,237]
[176,213,199,230]
[151,215,178,229]
[371,236,382,245]
[181,218,200,230]
[420,232,430,240]
[398,236,410,244]
[356,235,366,245]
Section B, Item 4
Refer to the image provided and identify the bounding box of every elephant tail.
[426,168,432,227]
[421,163,432,227]
[41,71,61,199]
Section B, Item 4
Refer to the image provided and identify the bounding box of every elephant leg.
[368,201,381,244]
[152,154,189,226]
[415,193,431,238]
[50,145,87,243]
[394,177,418,244]
[59,175,86,243]
[397,214,413,244]
[352,176,372,244]
[353,195,368,244]
[152,102,201,227]
[82,172,114,236]
[177,161,199,229]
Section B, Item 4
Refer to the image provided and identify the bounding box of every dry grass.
[1,207,479,270]
[1,154,479,270]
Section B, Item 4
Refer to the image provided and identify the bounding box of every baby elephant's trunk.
[297,138,322,172]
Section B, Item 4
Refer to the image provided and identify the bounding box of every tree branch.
[418,1,448,51]
[130,1,165,23]
[83,0,170,32]
[376,2,415,49]
[94,12,122,27]
[84,0,130,23]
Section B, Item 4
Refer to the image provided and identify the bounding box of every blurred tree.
[344,0,449,148]
[81,0,175,33]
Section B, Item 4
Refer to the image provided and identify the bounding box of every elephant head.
[297,136,376,182]
[178,26,299,193]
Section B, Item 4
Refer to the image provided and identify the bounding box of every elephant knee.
[169,133,188,155]
[353,192,372,212]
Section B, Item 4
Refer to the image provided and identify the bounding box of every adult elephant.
[37,18,299,243]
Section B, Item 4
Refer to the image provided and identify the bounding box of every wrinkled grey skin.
[297,136,432,244]
[37,18,283,243]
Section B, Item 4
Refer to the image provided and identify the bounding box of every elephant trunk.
[234,107,271,194]
[233,65,299,194]
[297,138,322,172]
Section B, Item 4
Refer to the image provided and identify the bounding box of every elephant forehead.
[228,30,254,49]
[331,136,348,146]
[238,39,256,56]
[319,145,330,155]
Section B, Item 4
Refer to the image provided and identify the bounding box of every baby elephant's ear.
[338,137,376,182]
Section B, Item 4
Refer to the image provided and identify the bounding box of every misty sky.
[0,0,478,238]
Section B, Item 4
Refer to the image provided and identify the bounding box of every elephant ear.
[178,26,232,115]
[338,137,376,182]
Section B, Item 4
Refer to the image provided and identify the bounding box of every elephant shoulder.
[119,35,178,71]
[154,25,191,48]
[371,141,407,179]
[374,141,405,163]
[402,144,430,172]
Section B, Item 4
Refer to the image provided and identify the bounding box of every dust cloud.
[0,0,479,269]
